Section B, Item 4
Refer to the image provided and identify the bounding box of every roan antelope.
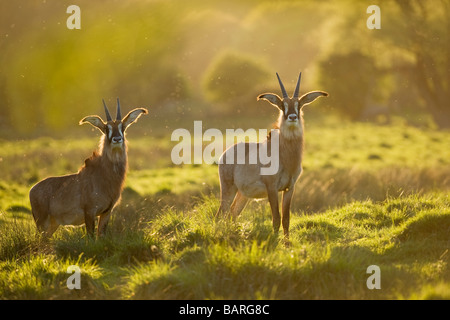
[29,99,148,237]
[216,72,328,240]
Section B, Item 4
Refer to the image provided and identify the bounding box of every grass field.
[0,115,449,300]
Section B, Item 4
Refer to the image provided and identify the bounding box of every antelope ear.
[257,93,283,110]
[79,116,106,134]
[122,108,148,130]
[299,91,329,108]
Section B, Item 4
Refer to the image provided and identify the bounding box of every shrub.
[317,52,377,120]
[202,51,271,107]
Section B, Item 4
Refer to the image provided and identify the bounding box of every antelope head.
[257,72,328,134]
[79,98,148,158]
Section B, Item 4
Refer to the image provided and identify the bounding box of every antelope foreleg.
[281,187,294,240]
[266,187,280,233]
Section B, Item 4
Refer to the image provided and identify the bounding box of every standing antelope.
[216,72,328,239]
[29,99,148,237]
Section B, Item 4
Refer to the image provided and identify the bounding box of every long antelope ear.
[299,91,329,109]
[122,108,148,130]
[79,116,106,134]
[257,93,283,110]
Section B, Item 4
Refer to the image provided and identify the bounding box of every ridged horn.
[116,98,122,121]
[293,72,302,99]
[276,72,288,100]
[102,99,112,122]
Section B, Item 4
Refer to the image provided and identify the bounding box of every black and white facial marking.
[103,98,125,150]
[257,72,303,128]
[257,72,329,136]
[282,99,301,125]
[79,98,148,152]
[79,99,148,166]
[105,121,124,149]
[97,98,148,143]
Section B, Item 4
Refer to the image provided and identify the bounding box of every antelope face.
[105,121,124,150]
[281,99,301,127]
[257,72,328,130]
[103,99,125,152]
[80,98,148,153]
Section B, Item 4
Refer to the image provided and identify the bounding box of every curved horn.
[276,72,288,100]
[102,99,112,122]
[116,98,122,121]
[293,72,302,99]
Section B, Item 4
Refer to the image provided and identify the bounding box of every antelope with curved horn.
[216,72,328,240]
[29,99,148,237]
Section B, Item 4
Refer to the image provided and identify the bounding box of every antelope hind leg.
[33,213,58,239]
[230,191,249,220]
[97,211,111,237]
[216,181,237,218]
[84,211,96,238]
[40,216,59,239]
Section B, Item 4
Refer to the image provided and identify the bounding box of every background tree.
[389,0,450,128]
[202,51,271,111]
[317,52,377,120]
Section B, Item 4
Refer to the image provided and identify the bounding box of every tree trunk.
[427,100,450,129]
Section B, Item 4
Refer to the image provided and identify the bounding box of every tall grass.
[0,121,449,299]
[122,192,449,299]
[0,254,104,299]
[1,190,448,299]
